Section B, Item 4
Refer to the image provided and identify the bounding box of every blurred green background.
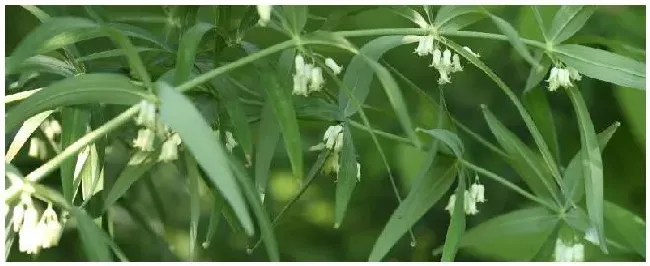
[4,5,645,262]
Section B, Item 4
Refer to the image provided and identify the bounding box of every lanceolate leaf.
[417,128,464,158]
[339,35,417,117]
[554,44,645,90]
[441,169,465,261]
[523,52,558,163]
[102,151,158,214]
[174,22,214,85]
[434,6,483,32]
[5,55,75,76]
[386,6,429,28]
[563,122,619,202]
[158,82,254,236]
[77,47,169,62]
[548,6,597,44]
[482,106,560,204]
[280,6,308,35]
[183,150,201,261]
[458,206,558,261]
[254,101,281,201]
[565,87,606,252]
[215,78,254,162]
[6,73,153,132]
[369,162,457,261]
[5,110,54,163]
[488,13,541,69]
[604,201,645,258]
[60,107,91,203]
[102,26,153,89]
[334,123,358,228]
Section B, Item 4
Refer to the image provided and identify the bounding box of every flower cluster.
[413,36,475,85]
[444,181,485,215]
[132,100,183,163]
[292,55,343,97]
[12,193,63,255]
[158,132,182,162]
[256,5,272,26]
[310,125,361,182]
[554,238,584,262]
[546,65,582,92]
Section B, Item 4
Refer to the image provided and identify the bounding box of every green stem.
[4,104,140,203]
[459,159,558,212]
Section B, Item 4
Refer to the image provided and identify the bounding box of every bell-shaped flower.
[442,49,453,71]
[558,68,574,88]
[437,69,451,85]
[257,5,272,26]
[309,67,324,92]
[158,135,180,162]
[444,194,456,214]
[133,128,156,152]
[547,67,561,92]
[414,36,434,56]
[452,53,463,72]
[134,100,157,128]
[18,202,41,255]
[583,227,599,246]
[323,125,344,150]
[41,119,62,139]
[568,67,582,81]
[464,190,479,215]
[462,46,480,58]
[430,48,442,68]
[470,183,485,203]
[39,203,63,249]
[325,58,343,75]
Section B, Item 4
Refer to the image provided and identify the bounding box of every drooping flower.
[547,65,582,92]
[430,48,442,68]
[225,131,238,152]
[38,203,63,249]
[441,49,453,71]
[583,227,599,246]
[309,67,324,92]
[18,201,41,255]
[134,100,157,128]
[464,190,479,215]
[40,119,62,139]
[568,67,582,81]
[414,35,434,57]
[444,194,456,214]
[452,54,463,72]
[462,46,480,58]
[323,152,340,175]
[257,5,273,26]
[158,133,181,162]
[554,238,584,262]
[133,128,156,152]
[325,58,343,75]
[557,67,574,88]
[470,183,485,203]
[437,69,451,85]
[547,67,561,92]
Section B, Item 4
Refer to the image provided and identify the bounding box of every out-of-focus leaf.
[280,6,308,35]
[6,55,75,76]
[5,110,54,163]
[386,6,429,28]
[554,44,645,90]
[435,6,483,32]
[604,201,645,258]
[334,123,358,228]
[102,151,158,214]
[458,206,559,261]
[548,6,596,44]
[369,163,457,261]
[441,169,465,261]
[158,82,254,236]
[60,107,91,203]
[565,87,606,252]
[174,22,214,85]
[201,195,225,248]
[254,101,281,201]
[183,150,201,261]
[417,128,464,158]
[6,73,153,132]
[488,13,541,69]
[103,26,153,89]
[77,47,169,62]
[564,122,619,202]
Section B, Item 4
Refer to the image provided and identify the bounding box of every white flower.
[452,53,463,72]
[444,194,456,214]
[442,49,452,71]
[158,135,180,162]
[464,190,479,215]
[28,137,47,159]
[295,55,306,76]
[470,183,485,203]
[333,131,344,152]
[437,69,451,85]
[133,128,156,152]
[309,142,326,152]
[18,202,41,255]
[572,244,585,262]
[325,58,343,75]
[414,36,434,56]
[257,5,272,26]
[356,162,361,181]
[554,238,584,262]
[584,227,599,245]
[135,100,157,128]
[225,131,238,152]
[309,67,324,92]
[547,67,560,92]
[568,67,582,81]
[292,75,308,96]
[430,48,442,68]
[557,68,574,88]
[462,46,480,57]
[323,152,340,176]
[41,119,62,139]
[39,203,63,249]
[13,203,26,232]
[323,125,344,150]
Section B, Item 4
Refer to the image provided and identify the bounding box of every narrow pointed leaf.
[102,26,153,89]
[158,82,254,236]
[555,44,645,90]
[435,6,483,32]
[202,195,225,248]
[417,128,464,158]
[6,73,153,132]
[565,87,606,252]
[441,169,465,261]
[254,101,281,200]
[334,123,358,227]
[60,107,91,202]
[184,150,201,261]
[102,151,158,213]
[488,13,541,69]
[5,110,54,163]
[215,78,254,162]
[6,55,75,76]
[548,6,597,44]
[604,201,645,258]
[174,22,214,85]
[77,47,168,62]
[386,6,429,28]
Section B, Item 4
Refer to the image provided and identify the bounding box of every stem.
[177,40,295,92]
[459,159,558,212]
[4,104,140,203]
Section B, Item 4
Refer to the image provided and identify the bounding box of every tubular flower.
[464,190,479,215]
[547,65,582,92]
[430,48,464,85]
[470,183,485,203]
[554,238,585,262]
[158,133,181,162]
[414,35,434,56]
[133,128,156,152]
[325,58,343,75]
[444,194,456,214]
[38,203,63,249]
[18,200,41,255]
[257,5,272,26]
[309,67,324,92]
[134,100,157,128]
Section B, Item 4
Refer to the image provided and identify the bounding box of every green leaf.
[102,26,153,89]
[6,17,99,74]
[260,70,303,182]
[604,201,645,258]
[446,38,563,200]
[339,35,417,117]
[458,206,558,261]
[565,87,606,252]
[215,78,254,162]
[6,55,75,76]
[157,82,254,236]
[434,6,483,32]
[280,6,308,35]
[423,6,436,24]
[481,106,560,204]
[564,122,619,203]
[417,128,464,158]
[5,110,54,163]
[523,88,559,167]
[355,52,421,148]
[531,223,561,261]
[6,73,153,132]
[386,6,429,28]
[254,100,281,201]
[548,6,596,44]
[531,6,549,42]
[369,163,457,261]
[77,47,169,62]
[488,13,541,69]
[201,195,225,248]
[524,51,552,93]
[228,157,279,261]
[183,150,201,261]
[60,107,91,203]
[108,22,171,50]
[102,151,158,214]
[174,22,214,85]
[334,123,358,228]
[441,169,465,261]
[236,6,260,39]
[554,44,645,90]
